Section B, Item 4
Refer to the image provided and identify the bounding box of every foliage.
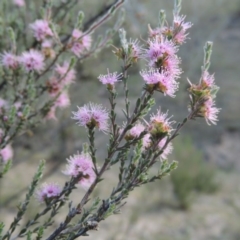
[171,136,219,209]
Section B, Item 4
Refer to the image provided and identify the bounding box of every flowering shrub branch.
[0,0,125,175]
[0,0,221,239]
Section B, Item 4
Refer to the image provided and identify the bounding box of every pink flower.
[161,56,182,78]
[145,38,178,63]
[14,101,22,110]
[148,25,162,38]
[129,39,143,60]
[201,71,215,88]
[98,70,122,85]
[157,137,173,159]
[128,123,145,137]
[140,69,179,97]
[173,15,192,44]
[142,134,151,149]
[45,105,57,120]
[41,40,52,48]
[63,153,96,189]
[72,103,109,132]
[70,29,92,57]
[148,109,174,138]
[55,62,76,85]
[200,98,220,125]
[29,19,53,41]
[36,183,62,203]
[123,122,145,140]
[54,92,70,108]
[142,134,173,159]
[140,69,160,84]
[13,0,25,6]
[0,145,13,163]
[20,49,45,72]
[1,52,19,69]
[47,77,61,96]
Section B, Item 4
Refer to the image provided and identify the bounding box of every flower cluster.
[188,69,221,125]
[148,109,174,139]
[142,134,173,160]
[123,122,146,141]
[98,70,122,86]
[13,0,25,7]
[140,68,179,96]
[63,153,96,189]
[30,19,53,42]
[20,49,45,72]
[98,70,122,91]
[45,62,76,120]
[36,183,62,203]
[138,13,192,97]
[120,109,174,160]
[0,144,13,164]
[72,103,109,132]
[1,49,45,72]
[148,15,192,45]
[112,35,143,65]
[69,29,92,57]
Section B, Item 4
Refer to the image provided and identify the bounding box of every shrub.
[171,136,219,209]
[0,0,221,239]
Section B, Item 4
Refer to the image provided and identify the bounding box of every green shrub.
[171,136,218,209]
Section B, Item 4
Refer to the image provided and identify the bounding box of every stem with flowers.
[0,0,125,174]
[0,0,221,239]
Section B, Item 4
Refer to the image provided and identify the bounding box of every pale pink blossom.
[201,98,220,125]
[41,40,52,48]
[72,103,109,132]
[36,183,62,203]
[63,153,96,189]
[148,56,182,78]
[140,69,160,84]
[0,145,13,163]
[161,56,182,78]
[123,122,145,140]
[14,101,22,110]
[45,105,57,120]
[173,15,192,44]
[149,109,174,138]
[13,0,25,6]
[157,137,173,159]
[71,29,92,57]
[55,62,76,85]
[201,71,215,87]
[47,77,62,96]
[98,70,122,85]
[128,123,145,138]
[142,134,151,149]
[20,49,45,72]
[55,92,70,108]
[140,69,179,97]
[129,39,143,59]
[1,52,19,69]
[145,38,178,63]
[142,134,173,159]
[29,19,53,41]
[148,25,162,38]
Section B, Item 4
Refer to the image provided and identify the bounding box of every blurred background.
[1,0,240,239]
